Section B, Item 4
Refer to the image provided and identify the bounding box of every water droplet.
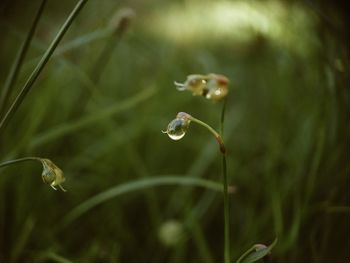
[165,118,189,140]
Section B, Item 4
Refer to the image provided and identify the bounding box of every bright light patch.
[143,0,317,55]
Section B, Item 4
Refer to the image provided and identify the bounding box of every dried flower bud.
[162,112,192,140]
[40,159,66,192]
[174,73,229,101]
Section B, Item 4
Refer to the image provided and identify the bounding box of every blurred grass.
[0,0,350,262]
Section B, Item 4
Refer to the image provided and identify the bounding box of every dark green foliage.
[0,0,349,262]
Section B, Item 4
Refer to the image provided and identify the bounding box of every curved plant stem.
[0,157,40,169]
[0,0,89,136]
[188,116,226,154]
[0,0,47,116]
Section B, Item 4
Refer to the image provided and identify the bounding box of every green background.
[0,0,349,262]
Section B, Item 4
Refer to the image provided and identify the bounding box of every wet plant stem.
[0,0,89,136]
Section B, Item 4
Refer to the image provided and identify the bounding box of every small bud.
[174,73,229,101]
[40,159,66,192]
[162,112,192,140]
[158,220,185,247]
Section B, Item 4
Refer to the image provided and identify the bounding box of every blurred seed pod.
[174,73,229,101]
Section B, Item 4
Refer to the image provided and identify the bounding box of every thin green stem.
[189,116,226,154]
[222,154,230,263]
[188,106,230,263]
[0,157,40,169]
[0,0,89,136]
[221,97,227,135]
[0,0,47,116]
[221,98,230,263]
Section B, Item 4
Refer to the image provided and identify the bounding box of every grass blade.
[30,87,156,148]
[0,0,47,116]
[0,0,89,136]
[61,176,223,226]
[236,238,278,263]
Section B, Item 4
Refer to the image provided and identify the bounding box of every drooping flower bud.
[40,159,66,191]
[174,73,229,101]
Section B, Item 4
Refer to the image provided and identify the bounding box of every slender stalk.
[0,0,47,116]
[0,157,40,169]
[221,97,227,135]
[188,107,230,263]
[189,116,226,154]
[0,0,89,136]
[222,149,230,263]
[221,98,230,263]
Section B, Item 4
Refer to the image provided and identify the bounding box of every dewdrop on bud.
[164,119,188,140]
[162,112,191,140]
[174,73,229,101]
[40,159,66,192]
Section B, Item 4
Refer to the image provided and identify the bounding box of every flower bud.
[40,159,66,191]
[174,73,229,101]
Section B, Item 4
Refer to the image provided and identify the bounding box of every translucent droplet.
[165,118,189,140]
